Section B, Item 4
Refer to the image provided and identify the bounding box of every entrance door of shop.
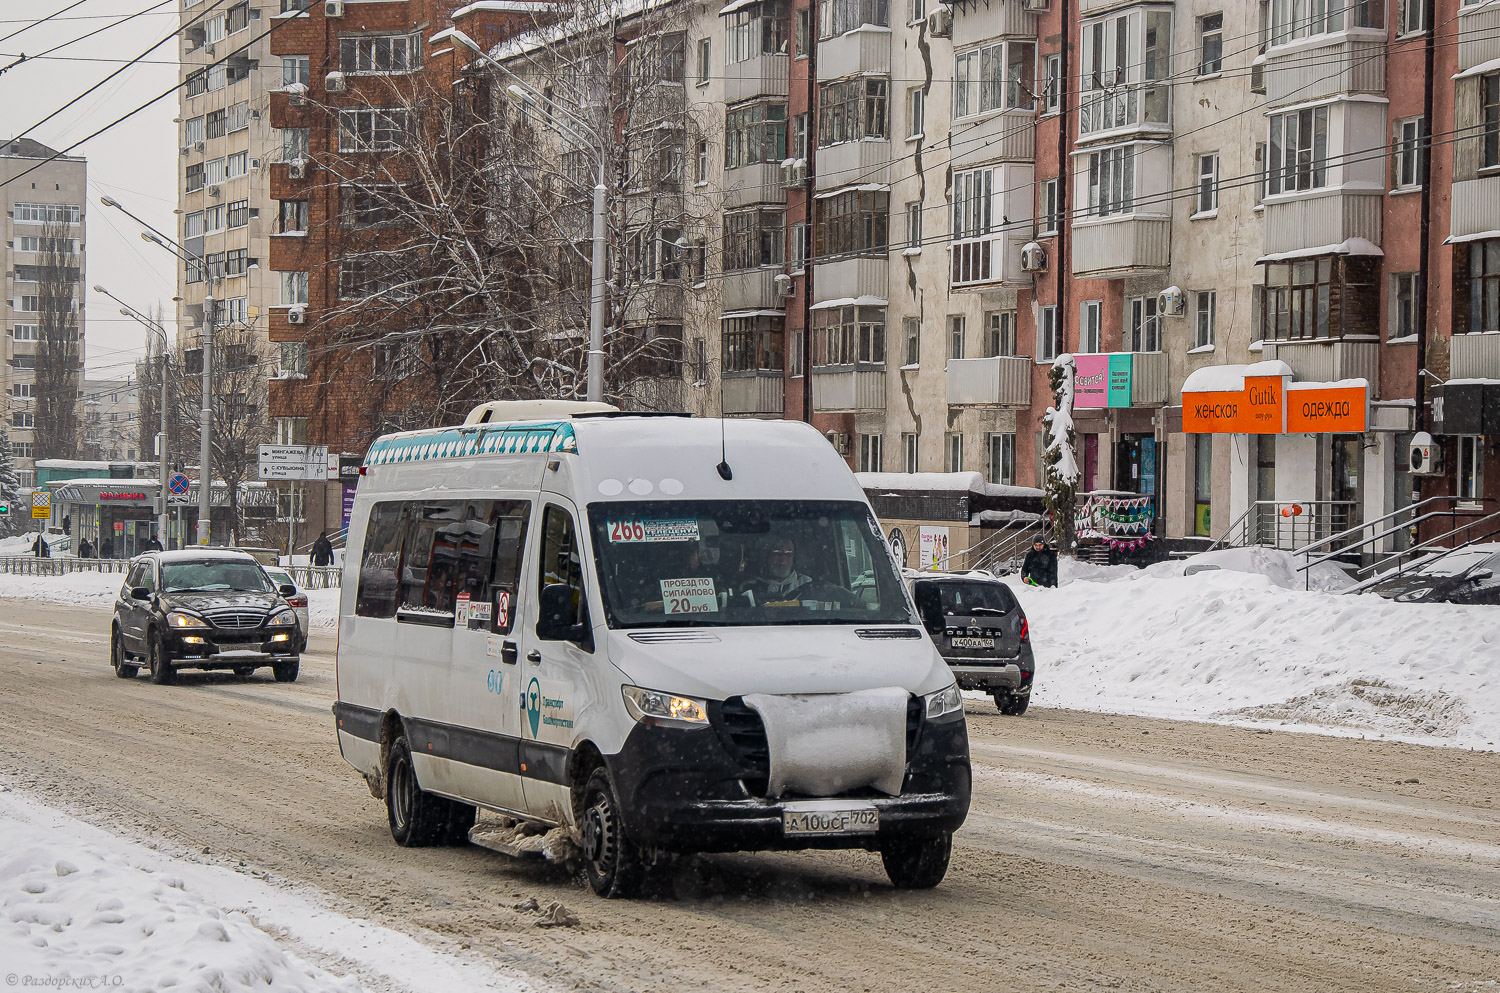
[1115,434,1156,496]
[1329,434,1363,540]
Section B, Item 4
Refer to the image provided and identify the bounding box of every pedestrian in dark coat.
[1021,538,1058,588]
[310,531,334,567]
[78,537,94,559]
[32,534,50,558]
[101,538,114,559]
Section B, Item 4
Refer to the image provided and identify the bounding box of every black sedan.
[111,549,303,685]
[1371,544,1500,606]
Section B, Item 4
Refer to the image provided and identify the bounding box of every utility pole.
[157,342,169,549]
[198,295,214,545]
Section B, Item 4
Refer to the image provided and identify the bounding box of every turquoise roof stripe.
[362,421,578,469]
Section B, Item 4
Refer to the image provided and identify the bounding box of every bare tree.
[32,218,82,460]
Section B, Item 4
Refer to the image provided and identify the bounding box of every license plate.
[782,801,879,837]
[951,637,995,649]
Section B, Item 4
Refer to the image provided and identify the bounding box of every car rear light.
[1019,618,1029,641]
[288,596,308,608]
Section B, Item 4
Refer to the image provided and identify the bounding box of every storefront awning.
[1256,237,1383,264]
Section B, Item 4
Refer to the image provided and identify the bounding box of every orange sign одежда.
[1285,385,1368,433]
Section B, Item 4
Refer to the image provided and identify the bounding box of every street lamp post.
[452,31,607,403]
[94,285,171,548]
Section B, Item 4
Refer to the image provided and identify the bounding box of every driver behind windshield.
[744,536,848,606]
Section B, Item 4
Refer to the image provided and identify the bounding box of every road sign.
[168,473,191,496]
[31,491,50,520]
[258,445,328,481]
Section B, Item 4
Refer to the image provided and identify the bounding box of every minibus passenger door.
[518,502,590,821]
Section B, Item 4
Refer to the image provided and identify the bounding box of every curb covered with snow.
[0,572,340,630]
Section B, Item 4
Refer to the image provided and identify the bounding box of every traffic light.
[0,502,10,516]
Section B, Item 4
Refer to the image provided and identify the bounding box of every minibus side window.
[356,502,407,618]
[486,501,529,635]
[538,505,587,637]
[400,502,465,621]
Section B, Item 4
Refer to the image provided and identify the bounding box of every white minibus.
[334,401,971,897]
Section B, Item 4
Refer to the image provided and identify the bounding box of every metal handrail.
[1299,502,1493,580]
[1206,504,1258,551]
[971,523,1046,574]
[0,556,131,576]
[1348,509,1500,591]
[1295,496,1468,561]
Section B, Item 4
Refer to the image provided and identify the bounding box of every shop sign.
[342,483,358,530]
[1183,376,1285,434]
[918,526,949,570]
[1073,354,1134,409]
[1285,384,1368,433]
[1432,382,1500,435]
[99,491,148,502]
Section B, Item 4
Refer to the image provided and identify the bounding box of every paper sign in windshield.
[608,518,700,542]
[661,577,718,614]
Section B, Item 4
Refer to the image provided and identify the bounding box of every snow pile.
[1013,554,1500,750]
[0,569,122,607]
[307,588,340,629]
[744,687,908,796]
[1140,546,1355,592]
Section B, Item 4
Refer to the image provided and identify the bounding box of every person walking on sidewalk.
[310,531,334,567]
[1021,538,1057,588]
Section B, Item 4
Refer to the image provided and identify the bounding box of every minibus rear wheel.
[580,768,644,898]
[881,832,953,889]
[386,736,448,847]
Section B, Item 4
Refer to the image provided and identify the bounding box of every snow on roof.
[809,294,888,310]
[1257,237,1383,263]
[1455,55,1500,80]
[454,0,553,15]
[856,472,1041,498]
[1287,378,1369,391]
[814,183,890,199]
[719,0,757,12]
[720,308,786,318]
[1446,228,1500,245]
[1445,378,1500,386]
[1181,360,1294,394]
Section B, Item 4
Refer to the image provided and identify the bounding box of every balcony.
[951,229,1029,289]
[815,139,891,190]
[1070,215,1170,278]
[1077,83,1171,143]
[812,368,886,411]
[817,25,890,79]
[724,53,788,104]
[1261,189,1382,257]
[1459,0,1500,72]
[951,0,1036,47]
[945,356,1032,406]
[722,372,785,416]
[1263,30,1385,108]
[813,256,887,303]
[722,268,785,311]
[622,282,684,325]
[950,110,1035,169]
[1452,177,1500,243]
[1451,333,1500,381]
[723,162,784,210]
[1127,351,1168,406]
[1260,337,1378,388]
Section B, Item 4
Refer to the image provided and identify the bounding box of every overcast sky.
[0,0,180,382]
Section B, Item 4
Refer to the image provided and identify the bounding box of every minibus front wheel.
[881,831,953,889]
[580,768,645,899]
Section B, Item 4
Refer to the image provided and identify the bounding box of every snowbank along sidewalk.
[0,571,340,630]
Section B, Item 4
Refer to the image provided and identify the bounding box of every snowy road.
[0,597,1497,992]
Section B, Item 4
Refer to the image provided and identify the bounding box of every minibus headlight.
[167,611,208,629]
[621,685,710,729]
[923,683,964,721]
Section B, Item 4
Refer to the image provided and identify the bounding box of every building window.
[1457,435,1485,503]
[185,70,207,97]
[722,316,783,371]
[795,7,810,56]
[1262,258,1333,339]
[1386,272,1419,340]
[988,433,1015,485]
[1468,239,1500,334]
[1270,0,1381,46]
[338,109,407,152]
[184,116,205,145]
[812,305,886,366]
[14,202,82,225]
[226,200,250,229]
[1267,105,1329,194]
[1043,53,1061,113]
[813,188,888,258]
[279,199,308,233]
[1086,145,1134,216]
[726,6,785,64]
[278,341,308,377]
[1199,13,1222,74]
[226,151,248,178]
[905,200,922,248]
[275,417,308,445]
[723,209,785,270]
[907,86,924,138]
[1195,290,1216,348]
[948,315,965,359]
[903,432,918,473]
[790,221,807,269]
[282,56,310,87]
[790,330,804,376]
[283,128,309,160]
[1081,300,1102,352]
[1038,305,1059,360]
[280,271,309,306]
[908,0,925,22]
[12,411,35,428]
[1394,117,1424,189]
[12,325,39,341]
[725,102,788,168]
[985,310,1017,356]
[1079,9,1172,135]
[818,77,888,145]
[818,0,890,39]
[1397,0,1424,34]
[1040,177,1059,234]
[1129,295,1162,351]
[1481,73,1499,169]
[946,433,963,473]
[1195,152,1218,214]
[903,316,919,364]
[695,140,709,183]
[339,33,422,73]
[953,40,1035,118]
[858,433,883,472]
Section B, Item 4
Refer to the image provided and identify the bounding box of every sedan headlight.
[621,685,710,729]
[167,611,208,629]
[923,682,964,721]
[268,608,298,626]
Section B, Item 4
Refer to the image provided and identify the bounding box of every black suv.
[110,549,302,685]
[908,572,1035,715]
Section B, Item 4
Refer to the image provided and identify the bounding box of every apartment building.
[82,378,140,462]
[2,138,87,474]
[177,0,281,390]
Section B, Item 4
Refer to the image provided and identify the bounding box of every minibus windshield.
[587,500,915,628]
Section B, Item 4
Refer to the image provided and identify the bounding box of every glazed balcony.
[1261,189,1382,257]
[812,368,886,411]
[945,356,1032,406]
[1070,215,1170,278]
[721,371,786,415]
[1260,337,1378,387]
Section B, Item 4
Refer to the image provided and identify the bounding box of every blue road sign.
[168,473,191,496]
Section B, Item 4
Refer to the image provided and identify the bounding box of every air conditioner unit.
[926,5,952,37]
[1020,241,1047,273]
[324,72,346,93]
[288,161,307,179]
[180,145,190,156]
[825,430,850,456]
[1022,0,1049,9]
[194,140,205,151]
[774,273,795,298]
[1157,284,1187,317]
[205,43,216,56]
[324,0,345,17]
[287,308,306,325]
[207,184,222,198]
[781,160,806,188]
[249,7,261,17]
[1409,432,1442,475]
[250,109,261,120]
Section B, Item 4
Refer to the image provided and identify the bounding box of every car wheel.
[385,736,447,847]
[994,691,1029,716]
[579,768,645,899]
[111,628,139,679]
[232,666,255,679]
[881,832,953,889]
[272,657,300,683]
[148,633,175,686]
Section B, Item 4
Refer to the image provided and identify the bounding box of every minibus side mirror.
[537,583,590,647]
